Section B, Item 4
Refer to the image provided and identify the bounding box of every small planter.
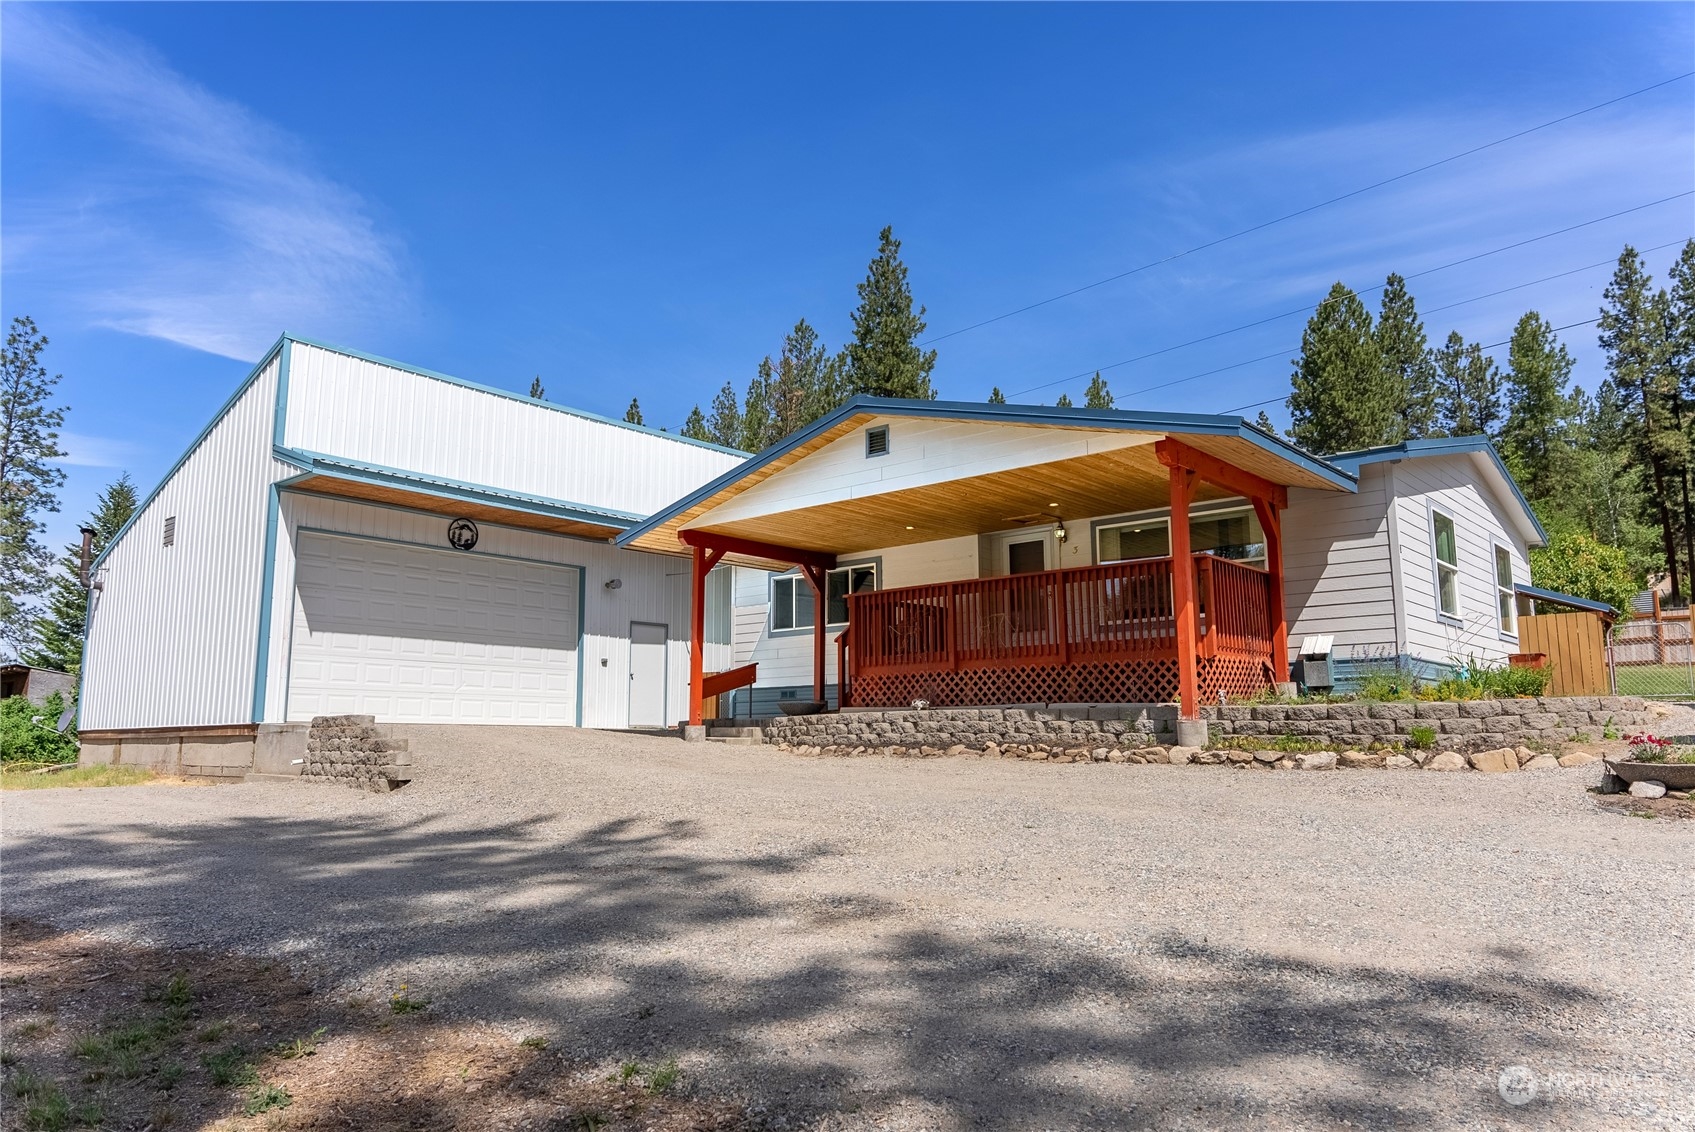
[1604,760,1695,791]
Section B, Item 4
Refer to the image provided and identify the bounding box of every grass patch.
[1407,724,1437,751]
[644,1058,680,1093]
[0,764,161,790]
[276,1026,326,1059]
[7,1067,101,1132]
[519,1036,548,1051]
[1614,664,1695,698]
[389,984,429,1014]
[201,1046,258,1088]
[244,1082,292,1116]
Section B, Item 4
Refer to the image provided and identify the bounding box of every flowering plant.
[1625,733,1673,763]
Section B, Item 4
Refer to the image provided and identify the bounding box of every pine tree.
[623,398,643,426]
[741,357,775,452]
[707,380,743,450]
[1499,312,1580,503]
[23,474,136,674]
[1434,332,1503,437]
[0,316,68,659]
[1083,372,1114,410]
[1253,410,1280,436]
[987,387,1007,404]
[1287,283,1396,453]
[771,319,833,441]
[1375,274,1436,440]
[1564,383,1657,575]
[1055,393,1074,408]
[529,376,545,400]
[1661,239,1695,595]
[843,226,938,399]
[680,405,712,443]
[1599,245,1683,596]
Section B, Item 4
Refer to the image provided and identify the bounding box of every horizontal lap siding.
[267,495,695,728]
[82,358,286,729]
[282,343,742,517]
[1283,466,1398,662]
[1390,455,1530,669]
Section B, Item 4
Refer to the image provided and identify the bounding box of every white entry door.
[628,622,668,728]
[286,532,579,724]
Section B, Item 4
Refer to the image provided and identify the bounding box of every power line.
[923,71,1695,346]
[1009,194,1692,398]
[1222,316,1613,417]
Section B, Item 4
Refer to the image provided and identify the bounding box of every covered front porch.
[613,396,1357,725]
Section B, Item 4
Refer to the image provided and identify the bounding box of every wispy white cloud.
[2,7,414,361]
[51,431,148,469]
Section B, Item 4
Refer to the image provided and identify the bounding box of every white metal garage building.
[77,335,743,770]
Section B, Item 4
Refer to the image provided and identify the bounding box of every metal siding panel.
[282,343,742,519]
[81,358,285,729]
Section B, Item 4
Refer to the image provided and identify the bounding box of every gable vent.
[163,516,176,547]
[865,425,890,458]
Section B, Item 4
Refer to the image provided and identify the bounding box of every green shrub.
[1,693,78,766]
[1431,657,1552,701]
[1407,725,1437,750]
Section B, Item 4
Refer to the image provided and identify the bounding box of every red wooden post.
[688,545,708,727]
[1252,496,1289,683]
[946,582,959,672]
[805,565,827,704]
[1169,464,1199,718]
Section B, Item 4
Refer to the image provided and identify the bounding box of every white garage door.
[286,532,579,724]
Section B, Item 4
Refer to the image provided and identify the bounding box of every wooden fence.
[1518,612,1609,696]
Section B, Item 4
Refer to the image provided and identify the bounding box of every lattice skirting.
[850,656,1274,708]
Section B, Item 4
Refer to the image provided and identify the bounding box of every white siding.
[81,355,289,729]
[282,341,743,517]
[1283,464,1399,664]
[265,495,695,728]
[692,415,1157,528]
[1389,454,1532,668]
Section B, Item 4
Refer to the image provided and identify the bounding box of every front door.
[628,622,668,728]
[1006,537,1050,633]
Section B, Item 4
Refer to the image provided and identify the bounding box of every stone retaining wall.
[303,715,412,791]
[763,696,1653,758]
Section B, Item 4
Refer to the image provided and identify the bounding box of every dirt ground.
[1,918,742,1132]
[4,723,1692,1131]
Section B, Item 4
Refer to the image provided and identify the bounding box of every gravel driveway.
[5,727,1691,1130]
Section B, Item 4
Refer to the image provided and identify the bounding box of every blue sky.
[4,2,1692,549]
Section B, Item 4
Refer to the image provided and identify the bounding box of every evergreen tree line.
[1279,240,1695,600]
[679,226,938,451]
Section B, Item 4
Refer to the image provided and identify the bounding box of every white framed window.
[771,563,878,631]
[1494,544,1516,636]
[1431,509,1460,618]
[1094,506,1266,567]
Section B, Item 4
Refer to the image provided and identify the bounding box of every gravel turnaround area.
[5,727,1693,1131]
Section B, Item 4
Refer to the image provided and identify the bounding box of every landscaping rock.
[1425,751,1467,771]
[1226,750,1255,763]
[1338,750,1384,769]
[1513,746,1537,767]
[1296,751,1337,771]
[1251,749,1281,764]
[1628,780,1667,799]
[1558,752,1600,767]
[1166,747,1198,765]
[1521,755,1561,771]
[1467,748,1519,774]
[1384,754,1416,770]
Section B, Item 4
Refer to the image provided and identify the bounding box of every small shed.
[0,665,77,706]
[1512,585,1617,696]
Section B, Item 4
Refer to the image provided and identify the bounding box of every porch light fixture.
[604,578,622,590]
[905,525,915,530]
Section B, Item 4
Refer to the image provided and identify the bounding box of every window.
[826,563,877,625]
[771,563,878,631]
[1431,510,1459,618]
[705,566,733,646]
[1495,545,1516,635]
[163,516,177,548]
[770,574,815,631]
[1094,507,1265,567]
[865,425,890,457]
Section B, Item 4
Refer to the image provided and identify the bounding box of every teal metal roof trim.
[1515,583,1616,616]
[1324,435,1548,544]
[282,333,749,459]
[616,395,1358,551]
[278,446,643,529]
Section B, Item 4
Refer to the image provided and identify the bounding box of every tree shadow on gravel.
[4,809,1609,1130]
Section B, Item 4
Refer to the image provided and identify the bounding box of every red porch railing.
[841,555,1275,707]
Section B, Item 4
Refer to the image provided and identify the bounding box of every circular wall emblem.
[447,518,479,551]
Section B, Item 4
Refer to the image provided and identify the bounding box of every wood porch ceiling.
[283,476,626,541]
[681,441,1247,558]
